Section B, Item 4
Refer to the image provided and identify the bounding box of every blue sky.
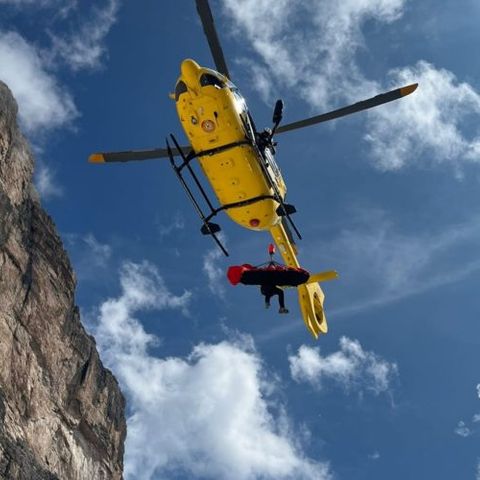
[2,0,480,478]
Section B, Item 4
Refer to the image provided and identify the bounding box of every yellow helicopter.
[89,0,417,339]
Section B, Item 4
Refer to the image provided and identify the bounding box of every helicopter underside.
[175,64,287,232]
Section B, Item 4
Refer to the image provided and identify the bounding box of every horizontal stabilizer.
[307,270,338,284]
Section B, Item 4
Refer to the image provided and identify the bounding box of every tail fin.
[297,283,328,339]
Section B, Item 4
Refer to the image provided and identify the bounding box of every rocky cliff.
[0,82,126,479]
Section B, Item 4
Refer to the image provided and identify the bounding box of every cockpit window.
[200,73,224,89]
[175,81,187,101]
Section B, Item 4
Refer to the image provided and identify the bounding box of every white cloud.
[34,161,63,198]
[103,261,191,317]
[452,384,480,440]
[0,31,78,133]
[83,233,112,266]
[123,342,330,480]
[289,337,397,395]
[452,384,480,442]
[454,420,472,438]
[0,1,119,135]
[94,261,330,480]
[310,208,480,317]
[203,245,226,298]
[157,212,185,238]
[365,61,480,171]
[220,0,480,173]
[220,0,404,106]
[0,0,57,5]
[63,233,113,282]
[48,0,120,71]
[368,451,380,460]
[5,0,78,19]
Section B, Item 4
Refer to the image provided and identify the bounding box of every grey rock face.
[0,82,126,479]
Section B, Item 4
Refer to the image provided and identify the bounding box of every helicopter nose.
[181,59,201,89]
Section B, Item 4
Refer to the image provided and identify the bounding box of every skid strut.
[166,130,303,256]
[166,135,229,256]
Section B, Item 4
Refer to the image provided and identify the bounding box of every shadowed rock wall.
[0,81,126,480]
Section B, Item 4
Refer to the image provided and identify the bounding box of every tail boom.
[269,222,333,339]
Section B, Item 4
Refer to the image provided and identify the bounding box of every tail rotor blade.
[196,0,231,78]
[276,83,418,135]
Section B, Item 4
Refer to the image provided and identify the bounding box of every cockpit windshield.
[175,81,187,101]
[200,73,224,89]
[230,87,247,115]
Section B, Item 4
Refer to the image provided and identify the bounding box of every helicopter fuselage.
[174,59,287,232]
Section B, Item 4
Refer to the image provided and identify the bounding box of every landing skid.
[166,133,303,257]
[166,134,229,256]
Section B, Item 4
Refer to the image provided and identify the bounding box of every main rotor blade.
[276,83,418,135]
[196,0,230,79]
[89,146,189,163]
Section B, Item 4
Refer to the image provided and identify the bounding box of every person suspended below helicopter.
[261,284,288,314]
[227,244,311,314]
